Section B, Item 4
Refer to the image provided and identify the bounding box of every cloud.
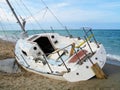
[0,0,120,29]
[0,0,6,3]
[0,0,17,23]
[21,0,120,28]
[0,8,16,23]
[55,2,70,8]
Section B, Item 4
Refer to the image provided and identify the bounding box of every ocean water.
[0,29,120,66]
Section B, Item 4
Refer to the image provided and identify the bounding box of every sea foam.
[0,35,18,42]
[107,54,120,66]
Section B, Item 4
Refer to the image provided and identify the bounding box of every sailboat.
[6,0,106,82]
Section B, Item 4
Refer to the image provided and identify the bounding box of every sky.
[0,0,120,30]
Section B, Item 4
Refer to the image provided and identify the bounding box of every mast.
[6,0,28,37]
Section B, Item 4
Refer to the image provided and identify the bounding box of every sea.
[0,29,120,66]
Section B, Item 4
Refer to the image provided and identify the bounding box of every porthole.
[86,66,89,68]
[51,35,54,38]
[33,47,37,50]
[76,73,79,75]
[95,57,98,60]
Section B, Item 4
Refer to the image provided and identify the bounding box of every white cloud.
[0,0,6,3]
[0,0,120,29]
[0,8,16,22]
[56,2,70,8]
[25,2,120,26]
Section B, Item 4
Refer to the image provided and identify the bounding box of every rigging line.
[41,0,70,34]
[40,0,71,36]
[12,0,27,31]
[41,0,64,27]
[42,7,48,19]
[65,26,72,37]
[9,0,21,22]
[20,0,46,33]
[0,3,18,40]
[6,0,28,35]
[14,0,36,34]
[15,0,33,23]
[14,0,27,19]
[7,0,25,32]
[24,7,47,20]
[50,26,54,33]
[0,16,9,41]
[0,4,15,31]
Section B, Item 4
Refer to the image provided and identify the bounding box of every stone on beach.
[0,58,21,73]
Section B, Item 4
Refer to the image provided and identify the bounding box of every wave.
[107,54,120,66]
[107,54,120,62]
[0,35,18,42]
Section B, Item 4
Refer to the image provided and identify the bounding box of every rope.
[42,7,48,19]
[0,4,14,30]
[19,0,46,33]
[0,3,19,40]
[14,0,36,34]
[14,0,27,18]
[41,0,71,36]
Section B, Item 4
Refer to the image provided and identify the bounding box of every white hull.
[15,33,106,82]
[5,0,106,82]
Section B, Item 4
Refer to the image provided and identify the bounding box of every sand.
[0,39,14,60]
[0,39,120,90]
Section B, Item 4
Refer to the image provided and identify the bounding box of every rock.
[0,58,21,73]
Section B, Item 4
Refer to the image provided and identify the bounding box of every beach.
[0,39,120,90]
[0,39,14,60]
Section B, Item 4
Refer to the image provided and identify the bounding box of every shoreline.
[0,63,120,90]
[0,38,120,90]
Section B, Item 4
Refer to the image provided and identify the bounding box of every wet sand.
[0,39,120,90]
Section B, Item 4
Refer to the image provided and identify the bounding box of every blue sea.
[0,29,120,66]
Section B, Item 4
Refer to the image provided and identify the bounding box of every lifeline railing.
[76,28,99,54]
[83,27,99,48]
[83,28,100,54]
[41,28,100,74]
[43,43,74,73]
[19,28,99,74]
[41,28,99,73]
